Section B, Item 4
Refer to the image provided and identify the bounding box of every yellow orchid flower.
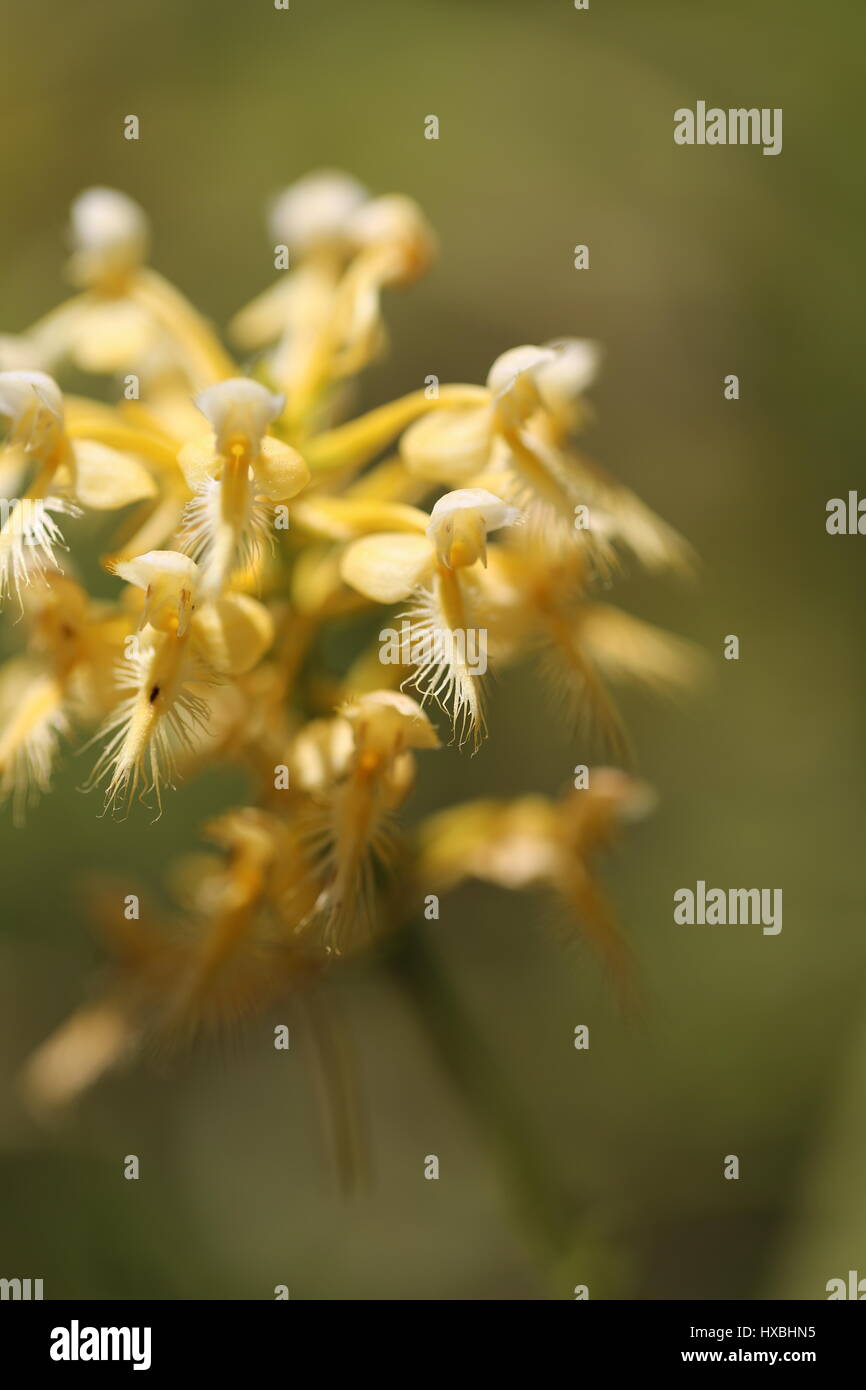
[0,370,156,605]
[231,172,436,438]
[340,488,521,744]
[399,339,692,573]
[177,377,310,593]
[90,549,273,813]
[415,771,657,1009]
[303,690,439,953]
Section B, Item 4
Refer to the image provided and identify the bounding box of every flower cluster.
[0,173,697,1106]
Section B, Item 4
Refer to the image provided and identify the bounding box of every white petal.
[486,344,553,399]
[108,550,199,632]
[533,339,601,421]
[0,335,49,373]
[268,171,368,253]
[68,187,148,281]
[346,195,436,283]
[340,690,440,751]
[0,371,64,429]
[194,378,285,457]
[428,488,522,533]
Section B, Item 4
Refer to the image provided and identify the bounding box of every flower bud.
[268,171,368,256]
[68,188,149,288]
[347,195,436,284]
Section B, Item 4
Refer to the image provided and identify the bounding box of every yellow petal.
[291,716,354,790]
[71,300,155,373]
[303,385,489,473]
[72,439,157,509]
[340,532,433,603]
[0,443,27,499]
[400,404,494,481]
[194,593,274,675]
[293,496,428,541]
[254,435,310,501]
[345,454,429,505]
[290,545,345,615]
[229,279,298,350]
[177,433,217,490]
[416,796,558,890]
[580,604,706,693]
[21,999,138,1113]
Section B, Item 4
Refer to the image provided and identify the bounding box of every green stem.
[385,919,577,1263]
[300,987,370,1195]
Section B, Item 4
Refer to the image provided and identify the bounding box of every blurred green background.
[1,0,865,1299]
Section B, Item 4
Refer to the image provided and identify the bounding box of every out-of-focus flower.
[231,172,436,437]
[415,770,657,1006]
[0,573,130,819]
[302,690,439,951]
[401,339,693,573]
[230,171,369,353]
[12,187,237,387]
[67,186,150,290]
